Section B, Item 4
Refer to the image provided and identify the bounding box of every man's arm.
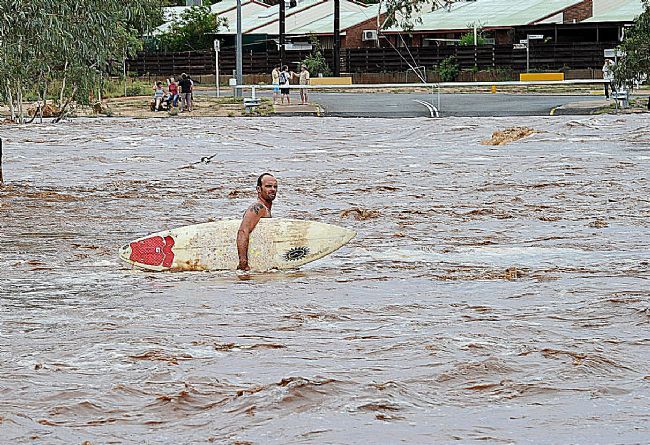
[236,203,267,270]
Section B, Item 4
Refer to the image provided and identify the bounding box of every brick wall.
[564,0,593,23]
[343,14,387,48]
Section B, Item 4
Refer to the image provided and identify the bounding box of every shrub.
[438,56,459,82]
[302,36,331,76]
[459,32,486,46]
[126,82,150,97]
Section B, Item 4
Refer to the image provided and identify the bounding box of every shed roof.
[250,0,378,35]
[386,0,583,32]
[155,0,271,35]
[584,0,644,22]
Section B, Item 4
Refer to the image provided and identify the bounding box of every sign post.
[214,39,221,97]
[526,34,544,72]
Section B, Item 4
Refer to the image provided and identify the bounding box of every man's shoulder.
[247,201,268,216]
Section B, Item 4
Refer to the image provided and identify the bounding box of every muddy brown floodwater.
[1,116,649,444]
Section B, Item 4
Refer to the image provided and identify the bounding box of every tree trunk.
[0,137,4,186]
[54,84,77,124]
[59,60,68,108]
[98,72,103,103]
[16,85,24,124]
[6,83,16,122]
[40,79,48,124]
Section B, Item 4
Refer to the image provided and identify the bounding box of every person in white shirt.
[271,65,280,104]
[279,65,294,105]
[602,59,615,99]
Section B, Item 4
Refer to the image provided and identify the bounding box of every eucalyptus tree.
[0,0,161,123]
[614,0,650,90]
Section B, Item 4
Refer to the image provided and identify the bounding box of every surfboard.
[118,218,356,272]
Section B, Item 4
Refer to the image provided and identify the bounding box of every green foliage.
[125,82,152,97]
[437,56,459,82]
[302,37,331,76]
[0,0,162,122]
[158,6,226,52]
[614,0,650,87]
[459,32,486,46]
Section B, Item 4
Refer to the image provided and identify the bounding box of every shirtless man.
[237,173,277,271]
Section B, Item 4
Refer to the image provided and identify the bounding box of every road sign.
[513,44,527,50]
[520,39,528,44]
[213,39,220,52]
[604,48,625,58]
[528,34,544,40]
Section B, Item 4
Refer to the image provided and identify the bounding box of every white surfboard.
[118,218,356,272]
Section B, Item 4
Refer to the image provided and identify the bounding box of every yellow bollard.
[491,85,497,94]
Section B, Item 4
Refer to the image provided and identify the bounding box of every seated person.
[152,81,165,111]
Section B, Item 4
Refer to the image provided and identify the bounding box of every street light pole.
[279,0,286,65]
[235,0,243,97]
[333,0,340,76]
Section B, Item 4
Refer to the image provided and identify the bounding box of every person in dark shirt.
[178,73,192,112]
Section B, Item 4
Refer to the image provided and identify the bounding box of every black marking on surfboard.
[284,246,309,261]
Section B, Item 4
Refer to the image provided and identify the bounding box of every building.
[382,0,645,47]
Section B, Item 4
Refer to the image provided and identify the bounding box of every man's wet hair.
[257,173,274,187]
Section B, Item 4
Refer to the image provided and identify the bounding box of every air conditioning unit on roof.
[362,30,378,41]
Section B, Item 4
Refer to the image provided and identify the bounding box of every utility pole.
[235,0,243,97]
[279,0,286,65]
[333,0,340,76]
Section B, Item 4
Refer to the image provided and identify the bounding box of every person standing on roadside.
[299,64,310,105]
[279,65,293,105]
[602,59,615,100]
[179,73,192,112]
[271,65,281,105]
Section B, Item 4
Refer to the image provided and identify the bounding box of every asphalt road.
[197,89,605,117]
[308,92,596,117]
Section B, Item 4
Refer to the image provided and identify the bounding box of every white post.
[214,39,220,97]
[473,24,477,46]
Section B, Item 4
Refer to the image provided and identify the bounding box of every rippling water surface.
[1,116,649,444]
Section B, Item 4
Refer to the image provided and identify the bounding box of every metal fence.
[126,43,613,76]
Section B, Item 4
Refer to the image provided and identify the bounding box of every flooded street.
[1,115,649,444]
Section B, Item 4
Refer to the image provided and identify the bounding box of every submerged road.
[309,92,602,117]
[200,89,606,117]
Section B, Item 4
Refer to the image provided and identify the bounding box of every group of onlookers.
[152,73,193,112]
[271,64,310,105]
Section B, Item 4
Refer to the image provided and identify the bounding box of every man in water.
[237,173,277,271]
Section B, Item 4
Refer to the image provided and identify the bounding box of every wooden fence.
[127,43,612,77]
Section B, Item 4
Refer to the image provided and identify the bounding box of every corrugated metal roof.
[584,0,644,22]
[218,2,275,32]
[386,0,583,32]
[155,0,270,35]
[250,1,378,35]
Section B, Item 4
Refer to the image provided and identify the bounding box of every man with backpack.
[279,65,294,105]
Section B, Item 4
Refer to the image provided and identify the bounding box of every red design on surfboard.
[129,235,175,268]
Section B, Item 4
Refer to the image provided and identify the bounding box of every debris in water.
[482,127,537,145]
[589,219,609,228]
[340,207,380,220]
